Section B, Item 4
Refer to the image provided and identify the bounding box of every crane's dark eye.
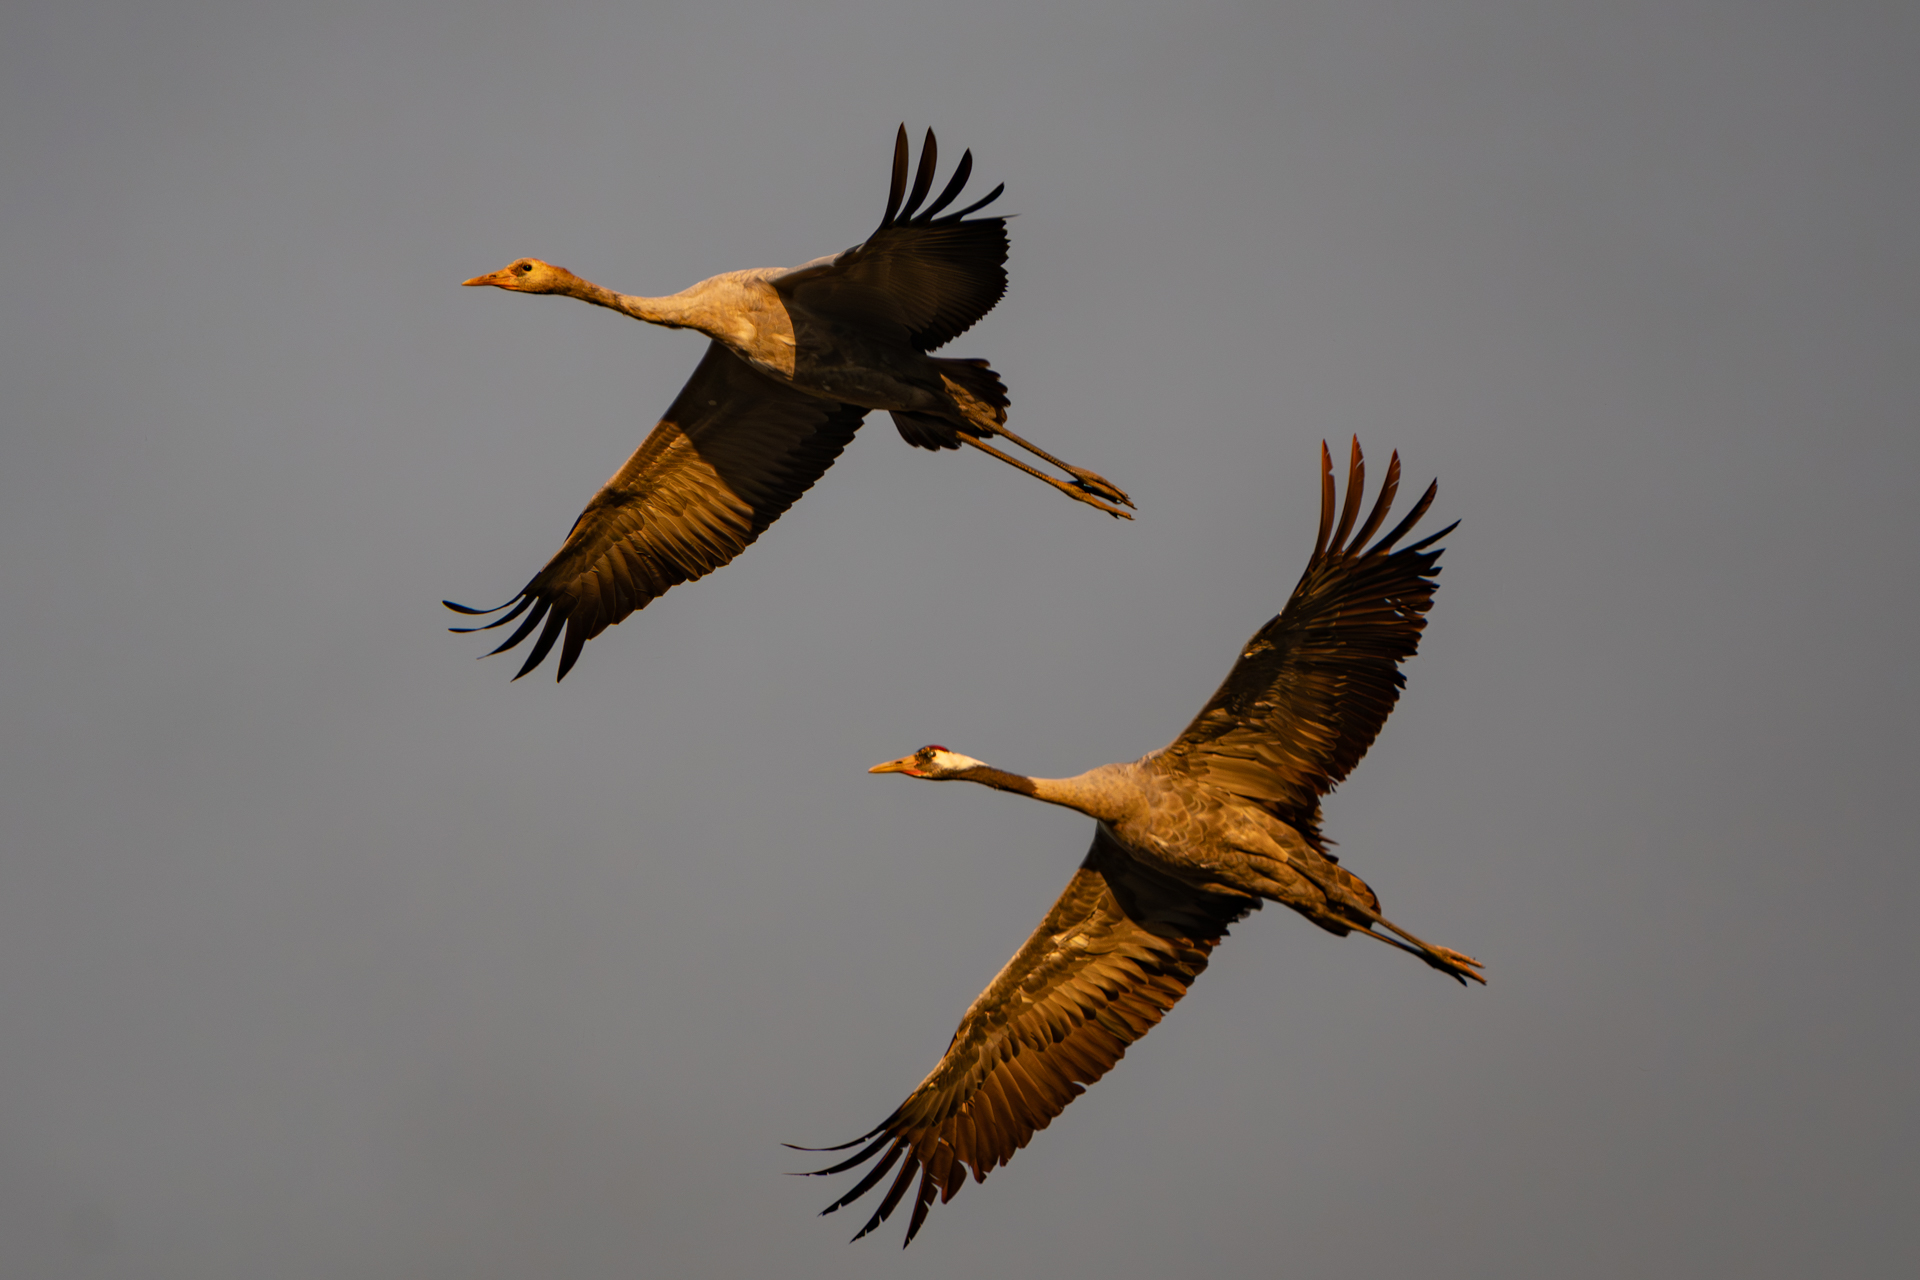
[514,262,531,274]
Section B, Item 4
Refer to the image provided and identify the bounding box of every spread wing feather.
[445,342,866,680]
[797,827,1253,1246]
[1165,439,1454,838]
[774,126,1009,352]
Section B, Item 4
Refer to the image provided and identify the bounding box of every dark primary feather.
[776,126,1009,352]
[796,828,1254,1246]
[445,342,865,680]
[1168,438,1455,836]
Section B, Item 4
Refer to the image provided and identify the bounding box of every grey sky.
[2,1,1915,1275]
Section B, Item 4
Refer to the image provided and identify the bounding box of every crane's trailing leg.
[1347,911,1486,985]
[1362,910,1485,984]
[1280,848,1486,985]
[953,434,1133,519]
[931,358,1135,516]
[1345,924,1485,984]
[976,422,1134,511]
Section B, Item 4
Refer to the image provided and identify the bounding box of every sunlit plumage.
[450,127,1130,681]
[798,439,1480,1246]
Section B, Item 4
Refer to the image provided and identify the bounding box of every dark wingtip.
[782,1118,892,1156]
[898,128,938,221]
[1328,437,1366,554]
[1406,515,1459,555]
[500,607,567,681]
[1310,440,1336,565]
[920,149,974,220]
[882,125,909,227]
[483,597,551,658]
[946,182,1005,221]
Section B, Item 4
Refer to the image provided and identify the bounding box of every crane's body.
[873,749,1445,961]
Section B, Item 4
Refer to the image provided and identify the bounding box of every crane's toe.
[1430,945,1486,984]
[1067,466,1134,509]
[1061,484,1135,520]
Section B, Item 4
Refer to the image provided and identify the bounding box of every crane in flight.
[797,439,1480,1246]
[450,127,1130,681]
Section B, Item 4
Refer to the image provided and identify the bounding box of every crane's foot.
[1425,944,1487,985]
[975,422,1134,511]
[1062,464,1133,510]
[1023,466,1133,518]
[1051,476,1134,519]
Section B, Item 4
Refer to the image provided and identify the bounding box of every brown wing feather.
[445,342,866,680]
[774,127,1009,352]
[1165,438,1454,836]
[798,828,1254,1246]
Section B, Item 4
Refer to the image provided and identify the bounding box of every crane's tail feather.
[890,412,962,451]
[931,358,1009,432]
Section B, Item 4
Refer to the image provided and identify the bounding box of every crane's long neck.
[953,763,1130,825]
[613,291,704,329]
[556,274,702,330]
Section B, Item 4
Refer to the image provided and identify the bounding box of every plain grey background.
[3,1,1915,1275]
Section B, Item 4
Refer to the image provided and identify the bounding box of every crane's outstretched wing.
[773,126,1009,352]
[445,342,866,681]
[1166,439,1454,836]
[796,828,1253,1247]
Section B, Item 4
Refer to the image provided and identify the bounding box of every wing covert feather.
[447,342,866,680]
[800,827,1253,1245]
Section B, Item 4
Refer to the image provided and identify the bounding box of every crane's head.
[869,745,984,779]
[462,258,581,294]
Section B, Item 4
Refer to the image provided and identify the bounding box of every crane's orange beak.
[462,270,512,289]
[868,755,920,776]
